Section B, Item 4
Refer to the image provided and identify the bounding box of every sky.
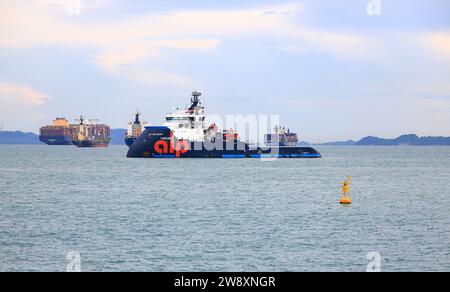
[0,0,449,142]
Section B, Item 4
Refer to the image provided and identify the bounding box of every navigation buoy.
[340,176,352,205]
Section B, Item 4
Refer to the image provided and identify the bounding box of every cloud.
[117,68,194,88]
[91,46,163,71]
[0,82,49,131]
[272,29,383,59]
[93,52,195,88]
[0,1,382,87]
[0,82,49,106]
[90,39,219,73]
[10,0,111,15]
[422,32,450,60]
[90,39,219,88]
[0,1,297,48]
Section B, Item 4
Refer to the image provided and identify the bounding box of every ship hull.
[72,139,110,148]
[127,126,321,159]
[125,137,137,148]
[39,135,73,146]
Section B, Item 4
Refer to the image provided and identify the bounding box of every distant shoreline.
[1,131,450,146]
[303,134,450,147]
[0,129,127,145]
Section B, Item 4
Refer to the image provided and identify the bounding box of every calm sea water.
[0,145,449,272]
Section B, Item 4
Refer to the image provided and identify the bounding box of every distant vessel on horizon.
[265,126,299,147]
[125,111,149,148]
[72,116,111,148]
[39,118,78,145]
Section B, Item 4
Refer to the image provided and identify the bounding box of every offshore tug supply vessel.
[127,91,321,159]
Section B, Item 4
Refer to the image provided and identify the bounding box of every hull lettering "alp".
[154,132,189,158]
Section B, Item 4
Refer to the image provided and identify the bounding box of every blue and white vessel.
[126,91,321,159]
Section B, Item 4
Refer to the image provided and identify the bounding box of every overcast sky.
[0,0,449,142]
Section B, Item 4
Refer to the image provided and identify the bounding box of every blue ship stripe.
[152,154,176,158]
[222,154,246,159]
[258,154,280,158]
[145,126,170,131]
[299,153,322,158]
[250,153,321,158]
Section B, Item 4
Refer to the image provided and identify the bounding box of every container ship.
[127,91,321,159]
[39,118,79,145]
[265,126,299,146]
[125,111,149,147]
[72,116,111,148]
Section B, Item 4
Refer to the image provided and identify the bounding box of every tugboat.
[127,91,321,159]
[125,111,149,147]
[72,116,111,148]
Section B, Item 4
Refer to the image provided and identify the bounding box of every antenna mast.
[189,90,202,110]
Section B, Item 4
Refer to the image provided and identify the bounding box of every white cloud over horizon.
[0,82,49,131]
[0,82,49,106]
[422,32,450,61]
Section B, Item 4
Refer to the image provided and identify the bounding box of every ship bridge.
[163,91,209,141]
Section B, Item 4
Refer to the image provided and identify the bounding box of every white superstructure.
[126,112,149,139]
[164,91,216,142]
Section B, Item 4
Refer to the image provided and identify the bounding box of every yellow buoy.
[340,176,352,205]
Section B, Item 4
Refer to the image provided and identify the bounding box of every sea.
[0,145,449,272]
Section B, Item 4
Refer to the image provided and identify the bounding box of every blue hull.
[39,135,73,145]
[125,137,137,148]
[72,139,110,148]
[127,126,321,159]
